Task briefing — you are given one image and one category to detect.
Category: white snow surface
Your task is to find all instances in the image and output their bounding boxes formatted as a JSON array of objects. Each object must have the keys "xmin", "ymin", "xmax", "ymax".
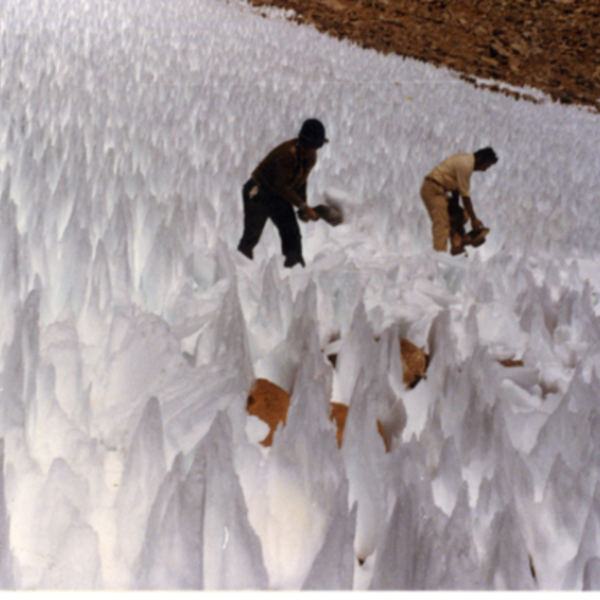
[{"xmin": 0, "ymin": 0, "xmax": 600, "ymax": 590}]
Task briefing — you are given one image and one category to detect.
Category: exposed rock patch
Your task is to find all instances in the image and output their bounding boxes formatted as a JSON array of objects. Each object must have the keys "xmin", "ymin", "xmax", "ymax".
[
  {"xmin": 246, "ymin": 378, "xmax": 290, "ymax": 446},
  {"xmin": 400, "ymin": 337, "xmax": 428, "ymax": 389},
  {"xmin": 246, "ymin": 379, "xmax": 392, "ymax": 450},
  {"xmin": 248, "ymin": 0, "xmax": 600, "ymax": 111}
]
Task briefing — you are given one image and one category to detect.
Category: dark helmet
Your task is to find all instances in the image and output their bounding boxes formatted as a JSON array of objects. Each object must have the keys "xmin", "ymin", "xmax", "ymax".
[{"xmin": 299, "ymin": 119, "xmax": 328, "ymax": 149}]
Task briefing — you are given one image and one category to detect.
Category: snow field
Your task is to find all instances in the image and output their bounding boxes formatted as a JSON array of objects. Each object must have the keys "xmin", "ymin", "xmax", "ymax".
[{"xmin": 0, "ymin": 0, "xmax": 600, "ymax": 590}]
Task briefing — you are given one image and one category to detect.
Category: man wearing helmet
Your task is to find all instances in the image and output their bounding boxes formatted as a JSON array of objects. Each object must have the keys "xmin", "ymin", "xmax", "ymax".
[
  {"xmin": 237, "ymin": 119, "xmax": 328, "ymax": 268},
  {"xmin": 420, "ymin": 147, "xmax": 498, "ymax": 255}
]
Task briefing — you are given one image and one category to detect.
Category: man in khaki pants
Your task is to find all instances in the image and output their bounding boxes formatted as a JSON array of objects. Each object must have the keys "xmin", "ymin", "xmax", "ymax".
[{"xmin": 420, "ymin": 147, "xmax": 498, "ymax": 254}]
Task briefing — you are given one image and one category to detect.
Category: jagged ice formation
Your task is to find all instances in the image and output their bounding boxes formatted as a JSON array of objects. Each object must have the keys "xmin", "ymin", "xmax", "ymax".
[{"xmin": 1, "ymin": 0, "xmax": 600, "ymax": 590}]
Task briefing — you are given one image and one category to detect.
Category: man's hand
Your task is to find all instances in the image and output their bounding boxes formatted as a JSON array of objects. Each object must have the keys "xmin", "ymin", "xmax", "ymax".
[
  {"xmin": 471, "ymin": 217, "xmax": 484, "ymax": 231},
  {"xmin": 305, "ymin": 206, "xmax": 319, "ymax": 221},
  {"xmin": 298, "ymin": 205, "xmax": 319, "ymax": 222}
]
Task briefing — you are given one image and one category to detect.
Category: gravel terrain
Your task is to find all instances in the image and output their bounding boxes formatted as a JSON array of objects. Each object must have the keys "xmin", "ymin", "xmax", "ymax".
[{"xmin": 248, "ymin": 0, "xmax": 600, "ymax": 110}]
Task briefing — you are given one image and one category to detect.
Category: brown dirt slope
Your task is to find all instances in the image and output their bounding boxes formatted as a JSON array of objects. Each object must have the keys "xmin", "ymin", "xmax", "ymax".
[{"xmin": 247, "ymin": 0, "xmax": 600, "ymax": 111}]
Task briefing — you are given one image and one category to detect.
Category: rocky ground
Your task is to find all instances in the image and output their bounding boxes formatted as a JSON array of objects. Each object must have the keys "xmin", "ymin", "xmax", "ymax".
[{"xmin": 247, "ymin": 0, "xmax": 600, "ymax": 111}]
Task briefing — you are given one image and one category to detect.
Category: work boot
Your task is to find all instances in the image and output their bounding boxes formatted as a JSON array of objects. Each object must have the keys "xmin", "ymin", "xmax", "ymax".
[
  {"xmin": 450, "ymin": 243, "xmax": 466, "ymax": 256},
  {"xmin": 450, "ymin": 231, "xmax": 465, "ymax": 256},
  {"xmin": 284, "ymin": 253, "xmax": 305, "ymax": 268},
  {"xmin": 237, "ymin": 243, "xmax": 253, "ymax": 260}
]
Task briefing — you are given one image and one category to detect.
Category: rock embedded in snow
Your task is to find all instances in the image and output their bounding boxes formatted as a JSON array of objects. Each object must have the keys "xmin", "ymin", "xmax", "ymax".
[
  {"xmin": 330, "ymin": 402, "xmax": 389, "ymax": 452},
  {"xmin": 247, "ymin": 380, "xmax": 390, "ymax": 451},
  {"xmin": 329, "ymin": 401, "xmax": 348, "ymax": 448},
  {"xmin": 246, "ymin": 378, "xmax": 290, "ymax": 447},
  {"xmin": 399, "ymin": 337, "xmax": 429, "ymax": 389},
  {"xmin": 498, "ymin": 359, "xmax": 525, "ymax": 368},
  {"xmin": 329, "ymin": 336, "xmax": 428, "ymax": 389}
]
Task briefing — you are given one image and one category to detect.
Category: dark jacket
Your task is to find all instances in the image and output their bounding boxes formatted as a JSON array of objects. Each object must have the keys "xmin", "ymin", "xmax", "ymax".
[{"xmin": 251, "ymin": 139, "xmax": 317, "ymax": 208}]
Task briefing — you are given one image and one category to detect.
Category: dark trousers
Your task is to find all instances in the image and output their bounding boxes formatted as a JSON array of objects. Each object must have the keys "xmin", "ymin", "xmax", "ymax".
[
  {"xmin": 237, "ymin": 179, "xmax": 305, "ymax": 268},
  {"xmin": 448, "ymin": 196, "xmax": 467, "ymax": 237}
]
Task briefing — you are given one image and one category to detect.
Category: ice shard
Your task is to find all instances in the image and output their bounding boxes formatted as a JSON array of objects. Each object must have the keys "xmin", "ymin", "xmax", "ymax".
[
  {"xmin": 115, "ymin": 397, "xmax": 166, "ymax": 567},
  {"xmin": 136, "ymin": 411, "xmax": 267, "ymax": 589},
  {"xmin": 0, "ymin": 441, "xmax": 14, "ymax": 588},
  {"xmin": 0, "ymin": 0, "xmax": 600, "ymax": 591}
]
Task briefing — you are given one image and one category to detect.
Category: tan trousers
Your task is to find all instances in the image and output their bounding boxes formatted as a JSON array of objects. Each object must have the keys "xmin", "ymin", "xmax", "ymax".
[{"xmin": 420, "ymin": 179, "xmax": 465, "ymax": 252}]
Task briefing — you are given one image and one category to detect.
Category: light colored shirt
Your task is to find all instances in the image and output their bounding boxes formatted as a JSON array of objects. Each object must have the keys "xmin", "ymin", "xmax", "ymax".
[{"xmin": 428, "ymin": 153, "xmax": 475, "ymax": 197}]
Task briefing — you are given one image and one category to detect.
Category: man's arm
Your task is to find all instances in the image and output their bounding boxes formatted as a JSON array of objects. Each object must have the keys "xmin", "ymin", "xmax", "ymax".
[
  {"xmin": 259, "ymin": 174, "xmax": 307, "ymax": 209},
  {"xmin": 272, "ymin": 173, "xmax": 320, "ymax": 215},
  {"xmin": 461, "ymin": 196, "xmax": 483, "ymax": 230},
  {"xmin": 295, "ymin": 183, "xmax": 319, "ymax": 221},
  {"xmin": 277, "ymin": 185, "xmax": 308, "ymax": 209},
  {"xmin": 253, "ymin": 141, "xmax": 310, "ymax": 209}
]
